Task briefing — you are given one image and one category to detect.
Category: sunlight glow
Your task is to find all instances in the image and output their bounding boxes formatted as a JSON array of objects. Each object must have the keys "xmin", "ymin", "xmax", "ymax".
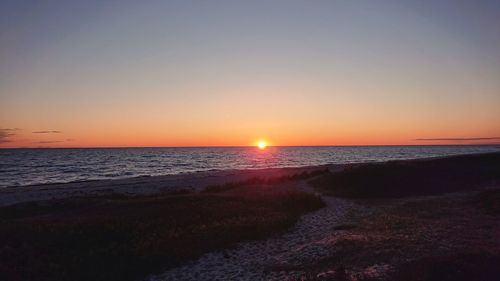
[{"xmin": 257, "ymin": 141, "xmax": 267, "ymax": 149}]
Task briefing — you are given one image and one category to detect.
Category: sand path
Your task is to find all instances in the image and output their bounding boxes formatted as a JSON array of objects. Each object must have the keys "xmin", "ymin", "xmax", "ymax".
[{"xmin": 148, "ymin": 181, "xmax": 372, "ymax": 280}]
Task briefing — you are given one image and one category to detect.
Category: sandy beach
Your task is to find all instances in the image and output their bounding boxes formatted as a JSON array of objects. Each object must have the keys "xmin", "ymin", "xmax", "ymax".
[{"xmin": 0, "ymin": 165, "xmax": 331, "ymax": 207}]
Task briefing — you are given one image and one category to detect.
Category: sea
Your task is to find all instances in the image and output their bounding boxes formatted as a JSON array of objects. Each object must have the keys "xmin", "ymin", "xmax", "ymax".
[{"xmin": 1, "ymin": 145, "xmax": 499, "ymax": 188}]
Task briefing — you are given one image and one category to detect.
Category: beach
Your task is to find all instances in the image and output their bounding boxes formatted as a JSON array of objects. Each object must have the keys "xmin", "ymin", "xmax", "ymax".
[
  {"xmin": 0, "ymin": 165, "xmax": 331, "ymax": 207},
  {"xmin": 4, "ymin": 1, "xmax": 500, "ymax": 280},
  {"xmin": 0, "ymin": 152, "xmax": 499, "ymax": 280}
]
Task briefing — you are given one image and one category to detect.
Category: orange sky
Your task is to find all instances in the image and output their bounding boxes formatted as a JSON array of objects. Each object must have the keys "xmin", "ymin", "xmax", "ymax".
[{"xmin": 1, "ymin": 1, "xmax": 500, "ymax": 148}]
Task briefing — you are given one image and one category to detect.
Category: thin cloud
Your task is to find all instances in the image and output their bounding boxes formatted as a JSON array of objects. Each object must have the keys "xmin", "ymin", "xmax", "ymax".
[
  {"xmin": 0, "ymin": 136, "xmax": 13, "ymax": 143},
  {"xmin": 32, "ymin": 130, "xmax": 62, "ymax": 134},
  {"xmin": 0, "ymin": 128, "xmax": 21, "ymax": 143},
  {"xmin": 1, "ymin": 128, "xmax": 21, "ymax": 131},
  {"xmin": 416, "ymin": 137, "xmax": 500, "ymax": 141}
]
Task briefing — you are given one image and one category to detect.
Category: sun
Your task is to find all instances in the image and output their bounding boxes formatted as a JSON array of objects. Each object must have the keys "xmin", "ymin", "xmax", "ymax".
[{"xmin": 257, "ymin": 140, "xmax": 267, "ymax": 149}]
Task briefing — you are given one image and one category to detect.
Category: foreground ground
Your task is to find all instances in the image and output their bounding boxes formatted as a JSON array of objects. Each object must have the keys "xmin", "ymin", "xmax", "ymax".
[
  {"xmin": 290, "ymin": 188, "xmax": 500, "ymax": 281},
  {"xmin": 149, "ymin": 186, "xmax": 500, "ymax": 281},
  {"xmin": 0, "ymin": 152, "xmax": 499, "ymax": 280},
  {"xmin": 0, "ymin": 181, "xmax": 324, "ymax": 281}
]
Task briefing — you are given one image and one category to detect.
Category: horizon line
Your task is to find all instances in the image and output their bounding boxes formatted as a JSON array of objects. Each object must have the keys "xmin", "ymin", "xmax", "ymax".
[{"xmin": 2, "ymin": 143, "xmax": 500, "ymax": 149}]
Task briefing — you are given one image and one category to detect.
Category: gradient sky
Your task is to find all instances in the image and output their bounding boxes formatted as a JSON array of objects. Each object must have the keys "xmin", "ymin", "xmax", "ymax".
[{"xmin": 1, "ymin": 0, "xmax": 500, "ymax": 148}]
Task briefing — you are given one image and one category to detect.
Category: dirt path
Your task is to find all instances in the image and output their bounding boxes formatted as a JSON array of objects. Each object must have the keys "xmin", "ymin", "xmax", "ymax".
[{"xmin": 147, "ymin": 181, "xmax": 372, "ymax": 280}]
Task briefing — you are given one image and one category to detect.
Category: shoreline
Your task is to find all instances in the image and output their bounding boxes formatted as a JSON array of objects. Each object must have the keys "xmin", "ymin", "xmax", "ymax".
[
  {"xmin": 2, "ymin": 151, "xmax": 499, "ymax": 207},
  {"xmin": 3, "ymin": 145, "xmax": 499, "ymax": 188},
  {"xmin": 0, "ymin": 165, "xmax": 331, "ymax": 207}
]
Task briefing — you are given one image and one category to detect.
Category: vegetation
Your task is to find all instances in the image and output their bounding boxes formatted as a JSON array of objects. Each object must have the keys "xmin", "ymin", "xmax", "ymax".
[
  {"xmin": 311, "ymin": 152, "xmax": 500, "ymax": 198},
  {"xmin": 204, "ymin": 168, "xmax": 329, "ymax": 193},
  {"xmin": 389, "ymin": 252, "xmax": 500, "ymax": 281},
  {"xmin": 294, "ymin": 188, "xmax": 500, "ymax": 281},
  {"xmin": 0, "ymin": 184, "xmax": 324, "ymax": 281}
]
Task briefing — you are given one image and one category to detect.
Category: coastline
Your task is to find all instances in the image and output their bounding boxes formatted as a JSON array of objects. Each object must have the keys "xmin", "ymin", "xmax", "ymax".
[
  {"xmin": 3, "ymin": 145, "xmax": 499, "ymax": 188},
  {"xmin": 2, "ymin": 151, "xmax": 499, "ymax": 207},
  {"xmin": 0, "ymin": 165, "xmax": 331, "ymax": 207}
]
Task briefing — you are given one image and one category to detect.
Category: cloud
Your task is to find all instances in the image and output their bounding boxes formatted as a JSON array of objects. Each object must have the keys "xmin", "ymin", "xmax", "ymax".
[
  {"xmin": 0, "ymin": 128, "xmax": 21, "ymax": 143},
  {"xmin": 32, "ymin": 130, "xmax": 62, "ymax": 134},
  {"xmin": 415, "ymin": 137, "xmax": 500, "ymax": 141},
  {"xmin": 1, "ymin": 128, "xmax": 21, "ymax": 131},
  {"xmin": 0, "ymin": 133, "xmax": 13, "ymax": 143}
]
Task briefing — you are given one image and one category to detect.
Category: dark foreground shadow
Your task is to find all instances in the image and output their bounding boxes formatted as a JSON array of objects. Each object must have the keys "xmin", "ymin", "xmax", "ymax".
[{"xmin": 311, "ymin": 152, "xmax": 500, "ymax": 198}]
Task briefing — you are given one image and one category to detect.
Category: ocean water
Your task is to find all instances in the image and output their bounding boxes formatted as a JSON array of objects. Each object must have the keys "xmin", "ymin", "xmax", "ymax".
[{"xmin": 0, "ymin": 145, "xmax": 499, "ymax": 188}]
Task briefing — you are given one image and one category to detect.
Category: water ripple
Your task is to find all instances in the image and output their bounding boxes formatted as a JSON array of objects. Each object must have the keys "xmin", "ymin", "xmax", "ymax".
[{"xmin": 0, "ymin": 146, "xmax": 499, "ymax": 187}]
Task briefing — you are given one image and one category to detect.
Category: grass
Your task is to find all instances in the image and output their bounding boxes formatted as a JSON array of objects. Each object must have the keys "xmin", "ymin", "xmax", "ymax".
[
  {"xmin": 474, "ymin": 188, "xmax": 500, "ymax": 215},
  {"xmin": 389, "ymin": 252, "xmax": 500, "ymax": 281},
  {"xmin": 0, "ymin": 184, "xmax": 324, "ymax": 281},
  {"xmin": 310, "ymin": 152, "xmax": 500, "ymax": 198},
  {"xmin": 204, "ymin": 168, "xmax": 329, "ymax": 193},
  {"xmin": 292, "ymin": 187, "xmax": 500, "ymax": 281}
]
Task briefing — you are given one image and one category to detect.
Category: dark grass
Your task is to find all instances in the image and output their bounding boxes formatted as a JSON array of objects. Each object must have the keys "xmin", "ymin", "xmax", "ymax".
[
  {"xmin": 474, "ymin": 188, "xmax": 500, "ymax": 215},
  {"xmin": 310, "ymin": 152, "xmax": 500, "ymax": 198},
  {"xmin": 388, "ymin": 252, "xmax": 500, "ymax": 281},
  {"xmin": 204, "ymin": 168, "xmax": 329, "ymax": 193},
  {"xmin": 0, "ymin": 185, "xmax": 324, "ymax": 281},
  {"xmin": 294, "ymin": 187, "xmax": 500, "ymax": 281}
]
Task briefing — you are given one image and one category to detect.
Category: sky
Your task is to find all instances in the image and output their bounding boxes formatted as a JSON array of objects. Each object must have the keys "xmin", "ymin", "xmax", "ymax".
[{"xmin": 1, "ymin": 0, "xmax": 500, "ymax": 148}]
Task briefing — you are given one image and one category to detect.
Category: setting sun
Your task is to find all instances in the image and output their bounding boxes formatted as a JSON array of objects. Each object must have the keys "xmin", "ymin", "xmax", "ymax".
[
  {"xmin": 257, "ymin": 141, "xmax": 268, "ymax": 149},
  {"xmin": 1, "ymin": 2, "xmax": 500, "ymax": 280}
]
